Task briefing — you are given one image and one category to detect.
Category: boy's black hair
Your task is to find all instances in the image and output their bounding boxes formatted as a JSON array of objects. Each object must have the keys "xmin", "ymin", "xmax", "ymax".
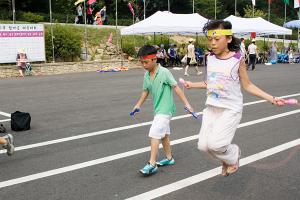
[
  {"xmin": 203, "ymin": 20, "xmax": 240, "ymax": 52},
  {"xmin": 137, "ymin": 45, "xmax": 157, "ymax": 57}
]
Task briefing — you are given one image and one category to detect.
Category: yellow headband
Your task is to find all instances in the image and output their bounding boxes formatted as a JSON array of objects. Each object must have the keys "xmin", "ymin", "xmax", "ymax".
[{"xmin": 207, "ymin": 29, "xmax": 232, "ymax": 37}]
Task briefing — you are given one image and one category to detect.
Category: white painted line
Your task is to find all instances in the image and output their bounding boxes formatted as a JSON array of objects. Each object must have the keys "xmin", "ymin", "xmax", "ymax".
[
  {"xmin": 0, "ymin": 119, "xmax": 10, "ymax": 123},
  {"xmin": 0, "ymin": 111, "xmax": 11, "ymax": 117},
  {"xmin": 0, "ymin": 109, "xmax": 299, "ymax": 188},
  {"xmin": 1, "ymin": 93, "xmax": 300, "ymax": 155},
  {"xmin": 126, "ymin": 138, "xmax": 300, "ymax": 200}
]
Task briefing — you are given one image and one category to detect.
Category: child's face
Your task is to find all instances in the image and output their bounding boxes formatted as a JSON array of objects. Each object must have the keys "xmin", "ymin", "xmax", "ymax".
[
  {"xmin": 207, "ymin": 33, "xmax": 232, "ymax": 55},
  {"xmin": 140, "ymin": 58, "xmax": 157, "ymax": 71}
]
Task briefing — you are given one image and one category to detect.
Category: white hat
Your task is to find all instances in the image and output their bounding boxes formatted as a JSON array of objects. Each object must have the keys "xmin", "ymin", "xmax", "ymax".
[
  {"xmin": 188, "ymin": 38, "xmax": 194, "ymax": 42},
  {"xmin": 251, "ymin": 39, "xmax": 256, "ymax": 42}
]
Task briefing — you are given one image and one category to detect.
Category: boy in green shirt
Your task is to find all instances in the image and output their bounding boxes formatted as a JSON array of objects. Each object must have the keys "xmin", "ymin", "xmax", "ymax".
[{"xmin": 132, "ymin": 45, "xmax": 193, "ymax": 176}]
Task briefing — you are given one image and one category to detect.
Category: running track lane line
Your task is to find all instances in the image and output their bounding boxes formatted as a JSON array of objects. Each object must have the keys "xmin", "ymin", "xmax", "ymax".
[
  {"xmin": 125, "ymin": 138, "xmax": 300, "ymax": 200},
  {"xmin": 0, "ymin": 109, "xmax": 299, "ymax": 189},
  {"xmin": 0, "ymin": 111, "xmax": 11, "ymax": 117},
  {"xmin": 0, "ymin": 119, "xmax": 11, "ymax": 123},
  {"xmin": 1, "ymin": 93, "xmax": 300, "ymax": 155}
]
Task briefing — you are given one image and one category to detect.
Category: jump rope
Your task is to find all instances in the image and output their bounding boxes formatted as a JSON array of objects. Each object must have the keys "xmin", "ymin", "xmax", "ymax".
[
  {"xmin": 129, "ymin": 77, "xmax": 299, "ymax": 122},
  {"xmin": 179, "ymin": 77, "xmax": 300, "ymax": 118}
]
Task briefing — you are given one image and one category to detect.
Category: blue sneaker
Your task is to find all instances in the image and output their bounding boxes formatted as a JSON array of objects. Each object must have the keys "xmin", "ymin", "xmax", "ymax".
[
  {"xmin": 139, "ymin": 162, "xmax": 158, "ymax": 176},
  {"xmin": 156, "ymin": 157, "xmax": 175, "ymax": 167}
]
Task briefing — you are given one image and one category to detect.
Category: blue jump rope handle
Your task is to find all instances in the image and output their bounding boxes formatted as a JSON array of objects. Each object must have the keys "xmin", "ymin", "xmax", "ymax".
[
  {"xmin": 130, "ymin": 108, "xmax": 140, "ymax": 116},
  {"xmin": 184, "ymin": 107, "xmax": 198, "ymax": 119}
]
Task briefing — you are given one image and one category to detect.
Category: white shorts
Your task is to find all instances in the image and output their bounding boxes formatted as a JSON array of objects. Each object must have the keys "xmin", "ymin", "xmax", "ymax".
[{"xmin": 149, "ymin": 114, "xmax": 172, "ymax": 139}]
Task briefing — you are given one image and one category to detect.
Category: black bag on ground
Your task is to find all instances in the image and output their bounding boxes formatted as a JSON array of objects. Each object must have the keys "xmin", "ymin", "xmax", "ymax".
[{"xmin": 11, "ymin": 111, "xmax": 31, "ymax": 131}]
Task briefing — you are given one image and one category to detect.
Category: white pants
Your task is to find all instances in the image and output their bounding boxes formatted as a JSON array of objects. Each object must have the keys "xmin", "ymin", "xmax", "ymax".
[
  {"xmin": 198, "ymin": 106, "xmax": 242, "ymax": 165},
  {"xmin": 149, "ymin": 114, "xmax": 172, "ymax": 139}
]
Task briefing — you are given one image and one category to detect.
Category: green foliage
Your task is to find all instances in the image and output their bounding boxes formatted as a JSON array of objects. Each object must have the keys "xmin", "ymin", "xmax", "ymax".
[
  {"xmin": 22, "ymin": 12, "xmax": 44, "ymax": 23},
  {"xmin": 45, "ymin": 24, "xmax": 82, "ymax": 61},
  {"xmin": 121, "ymin": 35, "xmax": 152, "ymax": 57},
  {"xmin": 0, "ymin": 0, "xmax": 10, "ymax": 7},
  {"xmin": 244, "ymin": 39, "xmax": 251, "ymax": 49},
  {"xmin": 195, "ymin": 0, "xmax": 227, "ymax": 19},
  {"xmin": 258, "ymin": 41, "xmax": 270, "ymax": 52},
  {"xmin": 0, "ymin": 8, "xmax": 11, "ymax": 21},
  {"xmin": 108, "ymin": 18, "xmax": 134, "ymax": 26},
  {"xmin": 288, "ymin": 42, "xmax": 296, "ymax": 50},
  {"xmin": 244, "ymin": 5, "xmax": 267, "ymax": 19},
  {"xmin": 121, "ymin": 42, "xmax": 136, "ymax": 56},
  {"xmin": 195, "ymin": 36, "xmax": 208, "ymax": 50},
  {"xmin": 155, "ymin": 35, "xmax": 171, "ymax": 49}
]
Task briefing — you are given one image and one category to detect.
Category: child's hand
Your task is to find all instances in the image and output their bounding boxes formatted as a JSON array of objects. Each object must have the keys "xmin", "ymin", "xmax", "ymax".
[
  {"xmin": 185, "ymin": 104, "xmax": 194, "ymax": 113},
  {"xmin": 185, "ymin": 81, "xmax": 193, "ymax": 89},
  {"xmin": 272, "ymin": 97, "xmax": 285, "ymax": 106},
  {"xmin": 130, "ymin": 107, "xmax": 140, "ymax": 116}
]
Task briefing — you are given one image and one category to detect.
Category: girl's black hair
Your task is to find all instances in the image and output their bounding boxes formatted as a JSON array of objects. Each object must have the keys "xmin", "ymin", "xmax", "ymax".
[
  {"xmin": 137, "ymin": 45, "xmax": 157, "ymax": 57},
  {"xmin": 203, "ymin": 20, "xmax": 240, "ymax": 52}
]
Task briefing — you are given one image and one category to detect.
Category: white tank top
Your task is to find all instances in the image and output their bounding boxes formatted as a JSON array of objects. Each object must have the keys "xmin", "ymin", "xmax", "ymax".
[{"xmin": 206, "ymin": 52, "xmax": 243, "ymax": 112}]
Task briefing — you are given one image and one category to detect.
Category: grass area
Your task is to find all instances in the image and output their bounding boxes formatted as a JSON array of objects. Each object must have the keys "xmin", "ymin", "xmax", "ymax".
[
  {"xmin": 43, "ymin": 24, "xmax": 201, "ymax": 57},
  {"xmin": 0, "ymin": 20, "xmax": 31, "ymax": 24}
]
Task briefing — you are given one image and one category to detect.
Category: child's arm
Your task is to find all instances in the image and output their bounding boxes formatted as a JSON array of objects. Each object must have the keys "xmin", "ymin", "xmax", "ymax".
[
  {"xmin": 185, "ymin": 81, "xmax": 207, "ymax": 89},
  {"xmin": 133, "ymin": 90, "xmax": 149, "ymax": 110},
  {"xmin": 173, "ymin": 85, "xmax": 193, "ymax": 112},
  {"xmin": 239, "ymin": 60, "xmax": 283, "ymax": 105}
]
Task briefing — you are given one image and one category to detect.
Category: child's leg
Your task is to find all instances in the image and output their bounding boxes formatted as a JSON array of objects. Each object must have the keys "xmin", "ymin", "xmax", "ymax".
[
  {"xmin": 0, "ymin": 137, "xmax": 7, "ymax": 145},
  {"xmin": 0, "ymin": 134, "xmax": 14, "ymax": 156},
  {"xmin": 252, "ymin": 55, "xmax": 256, "ymax": 70},
  {"xmin": 207, "ymin": 108, "xmax": 242, "ymax": 165},
  {"xmin": 18, "ymin": 69, "xmax": 24, "ymax": 77},
  {"xmin": 195, "ymin": 65, "xmax": 202, "ymax": 75},
  {"xmin": 185, "ymin": 58, "xmax": 191, "ymax": 75},
  {"xmin": 184, "ymin": 65, "xmax": 189, "ymax": 75},
  {"xmin": 149, "ymin": 138, "xmax": 160, "ymax": 165},
  {"xmin": 148, "ymin": 114, "xmax": 171, "ymax": 164},
  {"xmin": 197, "ymin": 107, "xmax": 214, "ymax": 152},
  {"xmin": 161, "ymin": 135, "xmax": 172, "ymax": 160}
]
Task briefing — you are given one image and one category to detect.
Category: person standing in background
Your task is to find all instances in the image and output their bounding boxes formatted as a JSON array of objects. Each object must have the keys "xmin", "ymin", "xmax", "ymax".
[
  {"xmin": 76, "ymin": 4, "xmax": 83, "ymax": 24},
  {"xmin": 240, "ymin": 38, "xmax": 247, "ymax": 59},
  {"xmin": 184, "ymin": 39, "xmax": 202, "ymax": 76},
  {"xmin": 86, "ymin": 4, "xmax": 94, "ymax": 25},
  {"xmin": 16, "ymin": 49, "xmax": 28, "ymax": 77},
  {"xmin": 247, "ymin": 39, "xmax": 258, "ymax": 70},
  {"xmin": 270, "ymin": 41, "xmax": 278, "ymax": 62}
]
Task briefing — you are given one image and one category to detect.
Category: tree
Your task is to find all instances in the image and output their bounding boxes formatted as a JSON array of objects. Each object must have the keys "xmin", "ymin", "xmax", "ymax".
[
  {"xmin": 195, "ymin": 0, "xmax": 227, "ymax": 19},
  {"xmin": 52, "ymin": 0, "xmax": 74, "ymax": 16},
  {"xmin": 244, "ymin": 5, "xmax": 267, "ymax": 19},
  {"xmin": 0, "ymin": 0, "xmax": 11, "ymax": 8}
]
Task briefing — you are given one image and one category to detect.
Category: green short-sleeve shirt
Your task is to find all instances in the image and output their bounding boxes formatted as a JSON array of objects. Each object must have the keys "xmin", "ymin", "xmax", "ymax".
[{"xmin": 143, "ymin": 66, "xmax": 177, "ymax": 116}]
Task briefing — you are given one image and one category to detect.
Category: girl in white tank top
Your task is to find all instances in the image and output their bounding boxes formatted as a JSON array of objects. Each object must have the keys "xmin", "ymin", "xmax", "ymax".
[{"xmin": 183, "ymin": 20, "xmax": 285, "ymax": 176}]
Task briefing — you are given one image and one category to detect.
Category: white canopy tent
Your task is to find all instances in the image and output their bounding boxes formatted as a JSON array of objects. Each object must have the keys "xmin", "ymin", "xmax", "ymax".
[
  {"xmin": 224, "ymin": 15, "xmax": 292, "ymax": 36},
  {"xmin": 120, "ymin": 11, "xmax": 209, "ymax": 35}
]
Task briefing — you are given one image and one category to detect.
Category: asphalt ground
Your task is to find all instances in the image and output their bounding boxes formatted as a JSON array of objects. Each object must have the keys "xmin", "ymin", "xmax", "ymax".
[{"xmin": 0, "ymin": 63, "xmax": 299, "ymax": 200}]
